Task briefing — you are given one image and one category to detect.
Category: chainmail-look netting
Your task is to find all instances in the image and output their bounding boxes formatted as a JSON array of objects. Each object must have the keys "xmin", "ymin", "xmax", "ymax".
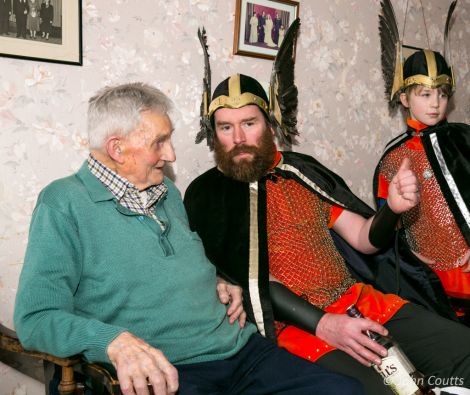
[
  {"xmin": 266, "ymin": 176, "xmax": 355, "ymax": 309},
  {"xmin": 379, "ymin": 141, "xmax": 468, "ymax": 271}
]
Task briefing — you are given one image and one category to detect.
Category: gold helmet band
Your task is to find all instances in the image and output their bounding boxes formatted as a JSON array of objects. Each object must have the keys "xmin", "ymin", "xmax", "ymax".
[{"xmin": 402, "ymin": 49, "xmax": 454, "ymax": 90}]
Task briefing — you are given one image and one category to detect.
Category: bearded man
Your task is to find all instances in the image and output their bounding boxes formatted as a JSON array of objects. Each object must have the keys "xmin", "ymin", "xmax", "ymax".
[{"xmin": 184, "ymin": 73, "xmax": 470, "ymax": 395}]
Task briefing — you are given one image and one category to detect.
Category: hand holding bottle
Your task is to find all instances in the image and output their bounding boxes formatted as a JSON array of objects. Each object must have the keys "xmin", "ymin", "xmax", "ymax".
[{"xmin": 316, "ymin": 312, "xmax": 389, "ymax": 366}]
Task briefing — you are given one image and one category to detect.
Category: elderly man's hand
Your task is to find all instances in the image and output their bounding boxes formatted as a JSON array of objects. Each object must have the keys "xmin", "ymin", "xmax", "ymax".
[
  {"xmin": 316, "ymin": 313, "xmax": 389, "ymax": 367},
  {"xmin": 107, "ymin": 331, "xmax": 178, "ymax": 395},
  {"xmin": 216, "ymin": 276, "xmax": 247, "ymax": 327},
  {"xmin": 387, "ymin": 158, "xmax": 420, "ymax": 214}
]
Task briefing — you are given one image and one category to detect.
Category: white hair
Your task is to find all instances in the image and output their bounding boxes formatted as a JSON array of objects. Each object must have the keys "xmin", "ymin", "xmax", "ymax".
[{"xmin": 87, "ymin": 82, "xmax": 173, "ymax": 149}]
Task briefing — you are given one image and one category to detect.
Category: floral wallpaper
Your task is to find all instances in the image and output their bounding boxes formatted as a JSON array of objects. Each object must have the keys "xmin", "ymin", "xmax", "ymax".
[{"xmin": 0, "ymin": 0, "xmax": 469, "ymax": 392}]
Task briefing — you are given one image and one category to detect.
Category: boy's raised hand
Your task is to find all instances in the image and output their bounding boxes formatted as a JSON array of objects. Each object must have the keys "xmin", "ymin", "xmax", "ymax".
[{"xmin": 387, "ymin": 157, "xmax": 420, "ymax": 214}]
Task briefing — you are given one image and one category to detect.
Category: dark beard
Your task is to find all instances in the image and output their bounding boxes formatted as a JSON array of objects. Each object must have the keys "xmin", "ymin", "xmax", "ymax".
[{"xmin": 214, "ymin": 128, "xmax": 276, "ymax": 183}]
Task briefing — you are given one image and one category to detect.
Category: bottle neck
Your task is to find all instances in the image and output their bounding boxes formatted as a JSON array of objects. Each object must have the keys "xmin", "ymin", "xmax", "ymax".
[{"xmin": 346, "ymin": 304, "xmax": 385, "ymax": 342}]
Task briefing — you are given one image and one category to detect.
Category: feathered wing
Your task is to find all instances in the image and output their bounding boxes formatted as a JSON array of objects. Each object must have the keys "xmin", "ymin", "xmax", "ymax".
[
  {"xmin": 443, "ymin": 0, "xmax": 457, "ymax": 64},
  {"xmin": 379, "ymin": 0, "xmax": 402, "ymax": 107},
  {"xmin": 196, "ymin": 27, "xmax": 214, "ymax": 149},
  {"xmin": 269, "ymin": 17, "xmax": 300, "ymax": 147}
]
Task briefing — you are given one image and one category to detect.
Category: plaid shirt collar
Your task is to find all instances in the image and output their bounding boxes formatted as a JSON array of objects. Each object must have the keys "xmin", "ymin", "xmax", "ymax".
[{"xmin": 87, "ymin": 155, "xmax": 168, "ymax": 217}]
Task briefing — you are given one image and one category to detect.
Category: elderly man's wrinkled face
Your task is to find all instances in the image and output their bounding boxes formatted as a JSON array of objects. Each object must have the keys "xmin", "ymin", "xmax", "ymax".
[
  {"xmin": 119, "ymin": 111, "xmax": 175, "ymax": 190},
  {"xmin": 214, "ymin": 105, "xmax": 276, "ymax": 183}
]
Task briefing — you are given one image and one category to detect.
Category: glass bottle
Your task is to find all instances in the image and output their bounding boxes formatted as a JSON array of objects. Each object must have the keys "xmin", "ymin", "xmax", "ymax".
[{"xmin": 346, "ymin": 304, "xmax": 434, "ymax": 395}]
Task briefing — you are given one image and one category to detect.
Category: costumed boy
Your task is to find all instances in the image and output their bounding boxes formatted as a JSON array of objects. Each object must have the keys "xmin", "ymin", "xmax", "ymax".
[{"xmin": 373, "ymin": 0, "xmax": 470, "ymax": 316}]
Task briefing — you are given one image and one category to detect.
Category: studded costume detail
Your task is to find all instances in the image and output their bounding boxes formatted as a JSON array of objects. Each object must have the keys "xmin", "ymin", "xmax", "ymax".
[
  {"xmin": 266, "ymin": 177, "xmax": 355, "ymax": 309},
  {"xmin": 378, "ymin": 136, "xmax": 468, "ymax": 271}
]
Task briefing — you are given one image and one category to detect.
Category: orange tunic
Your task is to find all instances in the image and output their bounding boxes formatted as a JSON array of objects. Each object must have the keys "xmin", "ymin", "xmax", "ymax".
[{"xmin": 266, "ymin": 177, "xmax": 406, "ymax": 361}]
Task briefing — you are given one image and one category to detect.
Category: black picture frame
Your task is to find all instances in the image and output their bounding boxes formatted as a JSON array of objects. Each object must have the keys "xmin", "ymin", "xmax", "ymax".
[{"xmin": 0, "ymin": 0, "xmax": 82, "ymax": 66}]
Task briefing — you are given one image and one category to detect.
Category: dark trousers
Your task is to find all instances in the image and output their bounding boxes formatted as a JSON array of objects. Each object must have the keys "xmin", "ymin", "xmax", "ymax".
[
  {"xmin": 317, "ymin": 303, "xmax": 470, "ymax": 395},
  {"xmin": 15, "ymin": 13, "xmax": 26, "ymax": 37},
  {"xmin": 175, "ymin": 333, "xmax": 364, "ymax": 395},
  {"xmin": 0, "ymin": 16, "xmax": 9, "ymax": 34}
]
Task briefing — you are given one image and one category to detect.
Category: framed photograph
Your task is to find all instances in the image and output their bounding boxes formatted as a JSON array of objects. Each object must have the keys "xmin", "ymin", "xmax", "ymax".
[
  {"xmin": 0, "ymin": 0, "xmax": 82, "ymax": 65},
  {"xmin": 233, "ymin": 0, "xmax": 299, "ymax": 60}
]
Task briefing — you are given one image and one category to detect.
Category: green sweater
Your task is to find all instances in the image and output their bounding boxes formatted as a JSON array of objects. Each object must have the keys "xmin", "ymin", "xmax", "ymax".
[{"xmin": 14, "ymin": 162, "xmax": 256, "ymax": 364}]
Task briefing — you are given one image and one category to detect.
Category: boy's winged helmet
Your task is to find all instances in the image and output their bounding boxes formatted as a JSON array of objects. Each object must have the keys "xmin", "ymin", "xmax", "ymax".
[
  {"xmin": 196, "ymin": 18, "xmax": 301, "ymax": 150},
  {"xmin": 379, "ymin": 0, "xmax": 457, "ymax": 108}
]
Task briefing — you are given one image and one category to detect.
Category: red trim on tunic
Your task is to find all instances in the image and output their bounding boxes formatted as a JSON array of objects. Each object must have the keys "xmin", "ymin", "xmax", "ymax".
[
  {"xmin": 328, "ymin": 205, "xmax": 344, "ymax": 228},
  {"xmin": 407, "ymin": 118, "xmax": 429, "ymax": 133},
  {"xmin": 377, "ymin": 174, "xmax": 390, "ymax": 200},
  {"xmin": 271, "ymin": 149, "xmax": 282, "ymax": 169},
  {"xmin": 405, "ymin": 119, "xmax": 428, "ymax": 151},
  {"xmin": 406, "ymin": 136, "xmax": 424, "ymax": 151},
  {"xmin": 434, "ymin": 267, "xmax": 470, "ymax": 300},
  {"xmin": 277, "ymin": 283, "xmax": 407, "ymax": 361}
]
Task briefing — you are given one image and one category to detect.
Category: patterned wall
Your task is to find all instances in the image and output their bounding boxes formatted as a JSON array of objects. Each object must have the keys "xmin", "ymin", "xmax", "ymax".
[{"xmin": 1, "ymin": 0, "xmax": 468, "ymax": 392}]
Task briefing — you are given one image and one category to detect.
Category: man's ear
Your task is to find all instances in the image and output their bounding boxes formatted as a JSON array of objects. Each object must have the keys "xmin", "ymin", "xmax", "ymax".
[
  {"xmin": 399, "ymin": 92, "xmax": 410, "ymax": 108},
  {"xmin": 106, "ymin": 136, "xmax": 124, "ymax": 163},
  {"xmin": 269, "ymin": 124, "xmax": 276, "ymax": 137}
]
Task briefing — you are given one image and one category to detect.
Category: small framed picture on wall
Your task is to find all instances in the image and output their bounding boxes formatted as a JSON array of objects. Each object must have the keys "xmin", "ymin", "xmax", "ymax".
[
  {"xmin": 233, "ymin": 0, "xmax": 299, "ymax": 60},
  {"xmin": 0, "ymin": 0, "xmax": 82, "ymax": 65}
]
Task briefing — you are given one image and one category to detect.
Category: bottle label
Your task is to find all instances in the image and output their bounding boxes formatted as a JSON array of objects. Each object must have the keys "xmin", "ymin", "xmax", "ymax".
[{"xmin": 374, "ymin": 355, "xmax": 420, "ymax": 395}]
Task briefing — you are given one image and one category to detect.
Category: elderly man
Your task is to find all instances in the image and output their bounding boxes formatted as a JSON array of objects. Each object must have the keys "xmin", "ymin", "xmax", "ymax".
[
  {"xmin": 184, "ymin": 74, "xmax": 470, "ymax": 394},
  {"xmin": 14, "ymin": 83, "xmax": 365, "ymax": 395}
]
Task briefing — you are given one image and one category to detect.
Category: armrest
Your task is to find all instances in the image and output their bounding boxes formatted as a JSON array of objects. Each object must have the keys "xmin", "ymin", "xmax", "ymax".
[
  {"xmin": 0, "ymin": 323, "xmax": 81, "ymax": 366},
  {"xmin": 0, "ymin": 323, "xmax": 81, "ymax": 393},
  {"xmin": 79, "ymin": 363, "xmax": 121, "ymax": 394},
  {"xmin": 0, "ymin": 324, "xmax": 121, "ymax": 394}
]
